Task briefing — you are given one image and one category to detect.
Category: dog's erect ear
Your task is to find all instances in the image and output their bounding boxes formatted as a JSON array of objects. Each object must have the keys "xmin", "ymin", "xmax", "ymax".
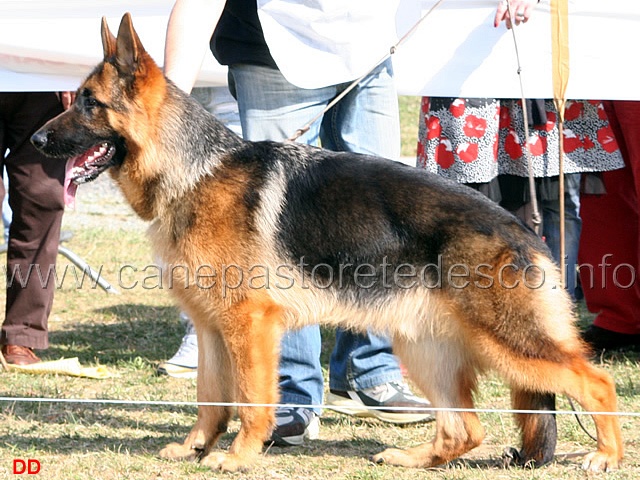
[
  {"xmin": 114, "ymin": 12, "xmax": 145, "ymax": 74},
  {"xmin": 101, "ymin": 17, "xmax": 117, "ymax": 59}
]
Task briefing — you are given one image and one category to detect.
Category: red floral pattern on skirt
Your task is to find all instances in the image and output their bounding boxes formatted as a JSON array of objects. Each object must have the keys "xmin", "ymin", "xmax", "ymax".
[{"xmin": 417, "ymin": 98, "xmax": 623, "ymax": 183}]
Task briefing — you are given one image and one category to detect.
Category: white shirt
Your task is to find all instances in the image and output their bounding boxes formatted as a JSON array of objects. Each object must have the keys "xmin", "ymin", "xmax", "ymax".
[{"xmin": 257, "ymin": 0, "xmax": 400, "ymax": 89}]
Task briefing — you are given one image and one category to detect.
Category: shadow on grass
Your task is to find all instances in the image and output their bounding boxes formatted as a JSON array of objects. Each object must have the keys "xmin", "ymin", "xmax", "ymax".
[
  {"xmin": 2, "ymin": 430, "xmax": 177, "ymax": 457},
  {"xmin": 2, "ymin": 401, "xmax": 389, "ymax": 459},
  {"xmin": 45, "ymin": 305, "xmax": 343, "ymax": 367},
  {"xmin": 1, "ymin": 401, "xmax": 602, "ymax": 470},
  {"xmin": 3, "ymin": 426, "xmax": 394, "ymax": 461},
  {"xmin": 46, "ymin": 304, "xmax": 181, "ymax": 365},
  {"xmin": 2, "ymin": 424, "xmax": 594, "ymax": 472},
  {"xmin": 3, "ymin": 402, "xmax": 418, "ymax": 461}
]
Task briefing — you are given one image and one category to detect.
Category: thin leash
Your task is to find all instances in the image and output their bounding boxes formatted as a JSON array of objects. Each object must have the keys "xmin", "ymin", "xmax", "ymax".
[
  {"xmin": 287, "ymin": 0, "xmax": 445, "ymax": 142},
  {"xmin": 506, "ymin": 0, "xmax": 594, "ymax": 442},
  {"xmin": 505, "ymin": 0, "xmax": 542, "ymax": 235},
  {"xmin": 567, "ymin": 396, "xmax": 598, "ymax": 442}
]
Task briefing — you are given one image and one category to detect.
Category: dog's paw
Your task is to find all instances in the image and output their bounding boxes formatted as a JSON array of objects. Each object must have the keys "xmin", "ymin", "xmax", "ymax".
[
  {"xmin": 159, "ymin": 442, "xmax": 200, "ymax": 461},
  {"xmin": 372, "ymin": 448, "xmax": 421, "ymax": 468},
  {"xmin": 200, "ymin": 452, "xmax": 251, "ymax": 472},
  {"xmin": 582, "ymin": 451, "xmax": 620, "ymax": 472}
]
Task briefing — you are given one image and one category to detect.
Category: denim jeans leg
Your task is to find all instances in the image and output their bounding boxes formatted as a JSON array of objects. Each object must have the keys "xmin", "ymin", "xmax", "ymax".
[
  {"xmin": 320, "ymin": 59, "xmax": 401, "ymax": 161},
  {"xmin": 329, "ymin": 329, "xmax": 402, "ymax": 392},
  {"xmin": 277, "ymin": 326, "xmax": 325, "ymax": 414},
  {"xmin": 542, "ymin": 173, "xmax": 582, "ymax": 298},
  {"xmin": 229, "ymin": 63, "xmax": 333, "ymax": 145}
]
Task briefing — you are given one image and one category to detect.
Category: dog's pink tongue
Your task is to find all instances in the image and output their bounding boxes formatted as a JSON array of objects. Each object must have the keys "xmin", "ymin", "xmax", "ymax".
[{"xmin": 64, "ymin": 156, "xmax": 78, "ymax": 209}]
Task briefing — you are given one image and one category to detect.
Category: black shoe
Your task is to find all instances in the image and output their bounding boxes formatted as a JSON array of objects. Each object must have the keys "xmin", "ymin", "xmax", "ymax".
[
  {"xmin": 267, "ymin": 407, "xmax": 320, "ymax": 447},
  {"xmin": 582, "ymin": 325, "xmax": 640, "ymax": 351}
]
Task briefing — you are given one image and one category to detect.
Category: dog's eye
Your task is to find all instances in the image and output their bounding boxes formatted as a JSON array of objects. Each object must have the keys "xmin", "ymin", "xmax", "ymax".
[{"xmin": 85, "ymin": 97, "xmax": 98, "ymax": 108}]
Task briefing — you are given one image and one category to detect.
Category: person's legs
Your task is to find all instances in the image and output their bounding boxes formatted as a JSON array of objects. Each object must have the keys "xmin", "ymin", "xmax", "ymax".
[
  {"xmin": 0, "ymin": 92, "xmax": 65, "ymax": 359},
  {"xmin": 156, "ymin": 311, "xmax": 198, "ymax": 378},
  {"xmin": 541, "ymin": 173, "xmax": 582, "ymax": 298},
  {"xmin": 275, "ymin": 327, "xmax": 324, "ymax": 412},
  {"xmin": 329, "ymin": 330, "xmax": 400, "ymax": 392},
  {"xmin": 230, "ymin": 62, "xmax": 332, "ymax": 412},
  {"xmin": 232, "ymin": 64, "xmax": 403, "ymax": 395},
  {"xmin": 2, "ymin": 170, "xmax": 10, "ymax": 242},
  {"xmin": 579, "ymin": 166, "xmax": 640, "ymax": 338},
  {"xmin": 229, "ymin": 63, "xmax": 328, "ymax": 145},
  {"xmin": 229, "ymin": 63, "xmax": 333, "ymax": 445},
  {"xmin": 320, "ymin": 59, "xmax": 401, "ymax": 161},
  {"xmin": 579, "ymin": 100, "xmax": 640, "ymax": 349}
]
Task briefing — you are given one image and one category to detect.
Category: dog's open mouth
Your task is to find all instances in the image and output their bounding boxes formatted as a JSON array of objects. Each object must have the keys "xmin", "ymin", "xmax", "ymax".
[{"xmin": 64, "ymin": 142, "xmax": 116, "ymax": 207}]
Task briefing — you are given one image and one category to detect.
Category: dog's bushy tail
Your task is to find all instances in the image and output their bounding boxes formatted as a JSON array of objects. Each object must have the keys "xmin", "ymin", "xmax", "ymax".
[{"xmin": 505, "ymin": 389, "xmax": 557, "ymax": 467}]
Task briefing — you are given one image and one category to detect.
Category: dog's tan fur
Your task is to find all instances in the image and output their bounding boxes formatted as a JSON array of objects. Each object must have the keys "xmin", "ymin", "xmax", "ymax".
[{"xmin": 32, "ymin": 14, "xmax": 623, "ymax": 473}]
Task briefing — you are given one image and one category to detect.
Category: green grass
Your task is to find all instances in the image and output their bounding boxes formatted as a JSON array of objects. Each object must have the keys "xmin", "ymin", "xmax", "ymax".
[
  {"xmin": 399, "ymin": 96, "xmax": 422, "ymax": 158},
  {"xmin": 1, "ymin": 107, "xmax": 639, "ymax": 479}
]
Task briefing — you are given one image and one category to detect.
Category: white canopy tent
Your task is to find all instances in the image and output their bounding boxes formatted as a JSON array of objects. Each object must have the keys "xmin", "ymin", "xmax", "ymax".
[{"xmin": 0, "ymin": 0, "xmax": 638, "ymax": 99}]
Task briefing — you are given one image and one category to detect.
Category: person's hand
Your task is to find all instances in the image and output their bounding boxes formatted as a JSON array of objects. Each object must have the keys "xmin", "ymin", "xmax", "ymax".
[
  {"xmin": 494, "ymin": 0, "xmax": 537, "ymax": 29},
  {"xmin": 58, "ymin": 91, "xmax": 76, "ymax": 110}
]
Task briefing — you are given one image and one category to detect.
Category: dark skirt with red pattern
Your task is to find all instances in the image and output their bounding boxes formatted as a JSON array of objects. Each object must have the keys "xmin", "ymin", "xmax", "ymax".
[{"xmin": 417, "ymin": 98, "xmax": 624, "ymax": 187}]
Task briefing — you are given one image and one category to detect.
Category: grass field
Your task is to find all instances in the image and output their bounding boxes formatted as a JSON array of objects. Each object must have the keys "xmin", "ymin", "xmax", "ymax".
[
  {"xmin": 399, "ymin": 96, "xmax": 422, "ymax": 158},
  {"xmin": 1, "ymin": 100, "xmax": 639, "ymax": 479}
]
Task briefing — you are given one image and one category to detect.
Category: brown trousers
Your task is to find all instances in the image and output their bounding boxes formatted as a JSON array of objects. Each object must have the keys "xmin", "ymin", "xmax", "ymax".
[{"xmin": 0, "ymin": 92, "xmax": 66, "ymax": 350}]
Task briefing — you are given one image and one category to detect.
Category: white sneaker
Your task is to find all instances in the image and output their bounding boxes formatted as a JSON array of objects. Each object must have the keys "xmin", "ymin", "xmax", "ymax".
[
  {"xmin": 327, "ymin": 381, "xmax": 433, "ymax": 424},
  {"xmin": 157, "ymin": 318, "xmax": 198, "ymax": 379}
]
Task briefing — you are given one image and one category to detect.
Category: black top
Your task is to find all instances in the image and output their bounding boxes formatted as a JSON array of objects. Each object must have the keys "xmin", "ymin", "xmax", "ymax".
[{"xmin": 211, "ymin": 0, "xmax": 277, "ymax": 68}]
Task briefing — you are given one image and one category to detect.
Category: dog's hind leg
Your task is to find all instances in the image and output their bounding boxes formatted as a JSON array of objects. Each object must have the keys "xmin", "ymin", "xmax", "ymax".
[
  {"xmin": 160, "ymin": 323, "xmax": 234, "ymax": 462},
  {"xmin": 199, "ymin": 297, "xmax": 284, "ymax": 472},
  {"xmin": 554, "ymin": 359, "xmax": 623, "ymax": 472},
  {"xmin": 505, "ymin": 390, "xmax": 557, "ymax": 467},
  {"xmin": 372, "ymin": 337, "xmax": 485, "ymax": 468},
  {"xmin": 484, "ymin": 302, "xmax": 622, "ymax": 470},
  {"xmin": 504, "ymin": 355, "xmax": 622, "ymax": 471},
  {"xmin": 487, "ymin": 268, "xmax": 623, "ymax": 471}
]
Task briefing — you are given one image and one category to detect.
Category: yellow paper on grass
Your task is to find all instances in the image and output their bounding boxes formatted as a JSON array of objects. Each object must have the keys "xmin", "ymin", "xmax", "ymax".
[{"xmin": 7, "ymin": 357, "xmax": 112, "ymax": 379}]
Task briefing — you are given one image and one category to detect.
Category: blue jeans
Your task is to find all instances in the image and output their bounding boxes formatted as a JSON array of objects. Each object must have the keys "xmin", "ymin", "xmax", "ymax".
[
  {"xmin": 541, "ymin": 173, "xmax": 582, "ymax": 299},
  {"xmin": 229, "ymin": 61, "xmax": 403, "ymax": 413},
  {"xmin": 190, "ymin": 86, "xmax": 242, "ymax": 136}
]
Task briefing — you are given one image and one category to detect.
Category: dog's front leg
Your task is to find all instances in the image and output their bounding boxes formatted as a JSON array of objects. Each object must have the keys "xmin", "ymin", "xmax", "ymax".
[
  {"xmin": 160, "ymin": 324, "xmax": 234, "ymax": 462},
  {"xmin": 200, "ymin": 298, "xmax": 283, "ymax": 472}
]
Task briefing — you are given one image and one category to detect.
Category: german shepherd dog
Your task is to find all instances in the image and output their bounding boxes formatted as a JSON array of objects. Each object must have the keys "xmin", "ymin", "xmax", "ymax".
[{"xmin": 32, "ymin": 14, "xmax": 622, "ymax": 473}]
